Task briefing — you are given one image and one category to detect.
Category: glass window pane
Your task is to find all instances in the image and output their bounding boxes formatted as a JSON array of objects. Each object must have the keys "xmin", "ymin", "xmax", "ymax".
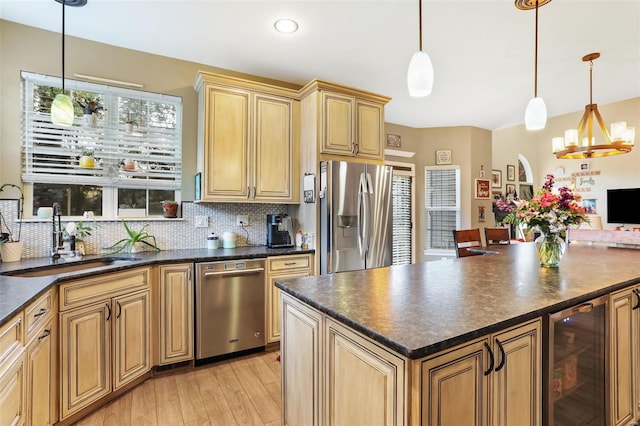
[
  {"xmin": 33, "ymin": 184, "xmax": 103, "ymax": 216},
  {"xmin": 149, "ymin": 190, "xmax": 175, "ymax": 215},
  {"xmin": 118, "ymin": 188, "xmax": 147, "ymax": 210}
]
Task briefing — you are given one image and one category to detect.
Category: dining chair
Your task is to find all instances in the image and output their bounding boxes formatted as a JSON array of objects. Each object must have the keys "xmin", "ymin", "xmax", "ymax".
[
  {"xmin": 484, "ymin": 227, "xmax": 511, "ymax": 246},
  {"xmin": 452, "ymin": 229, "xmax": 483, "ymax": 258}
]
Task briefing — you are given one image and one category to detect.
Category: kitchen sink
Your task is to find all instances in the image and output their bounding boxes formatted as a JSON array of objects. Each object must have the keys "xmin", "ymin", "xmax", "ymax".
[{"xmin": 1, "ymin": 257, "xmax": 141, "ymax": 278}]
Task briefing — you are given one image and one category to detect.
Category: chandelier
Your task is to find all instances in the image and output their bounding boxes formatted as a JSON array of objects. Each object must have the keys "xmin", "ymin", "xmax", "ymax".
[{"xmin": 552, "ymin": 52, "xmax": 635, "ymax": 159}]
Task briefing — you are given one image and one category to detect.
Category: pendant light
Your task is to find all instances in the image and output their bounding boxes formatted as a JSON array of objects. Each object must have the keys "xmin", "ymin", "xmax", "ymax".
[
  {"xmin": 516, "ymin": 0, "xmax": 551, "ymax": 131},
  {"xmin": 407, "ymin": 0, "xmax": 434, "ymax": 98},
  {"xmin": 50, "ymin": 0, "xmax": 87, "ymax": 126}
]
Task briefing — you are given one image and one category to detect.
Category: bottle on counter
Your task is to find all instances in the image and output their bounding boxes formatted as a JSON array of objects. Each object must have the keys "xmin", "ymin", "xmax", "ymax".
[{"xmin": 207, "ymin": 233, "xmax": 220, "ymax": 249}]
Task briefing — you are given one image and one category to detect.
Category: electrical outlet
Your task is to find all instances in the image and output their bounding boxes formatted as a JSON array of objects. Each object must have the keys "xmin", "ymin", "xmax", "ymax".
[
  {"xmin": 194, "ymin": 215, "xmax": 209, "ymax": 228},
  {"xmin": 237, "ymin": 214, "xmax": 249, "ymax": 226}
]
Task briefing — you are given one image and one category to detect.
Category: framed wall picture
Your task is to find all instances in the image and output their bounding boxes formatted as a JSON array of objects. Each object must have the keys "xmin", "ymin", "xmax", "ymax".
[
  {"xmin": 582, "ymin": 198, "xmax": 597, "ymax": 214},
  {"xmin": 436, "ymin": 150, "xmax": 452, "ymax": 165},
  {"xmin": 507, "ymin": 164, "xmax": 516, "ymax": 181},
  {"xmin": 386, "ymin": 133, "xmax": 401, "ymax": 148},
  {"xmin": 491, "ymin": 170, "xmax": 502, "ymax": 188},
  {"xmin": 506, "ymin": 183, "xmax": 517, "ymax": 198},
  {"xmin": 519, "ymin": 183, "xmax": 534, "ymax": 201},
  {"xmin": 475, "ymin": 178, "xmax": 491, "ymax": 199}
]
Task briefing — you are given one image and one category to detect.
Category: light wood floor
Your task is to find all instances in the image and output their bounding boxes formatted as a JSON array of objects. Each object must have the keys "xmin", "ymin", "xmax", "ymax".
[{"xmin": 74, "ymin": 350, "xmax": 282, "ymax": 426}]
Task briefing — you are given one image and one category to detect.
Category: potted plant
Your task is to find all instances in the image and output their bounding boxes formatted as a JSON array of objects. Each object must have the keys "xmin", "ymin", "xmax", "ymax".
[
  {"xmin": 79, "ymin": 149, "xmax": 95, "ymax": 168},
  {"xmin": 0, "ymin": 183, "xmax": 24, "ymax": 262},
  {"xmin": 77, "ymin": 97, "xmax": 104, "ymax": 127},
  {"xmin": 103, "ymin": 219, "xmax": 160, "ymax": 254},
  {"xmin": 161, "ymin": 200, "xmax": 179, "ymax": 218},
  {"xmin": 63, "ymin": 221, "xmax": 94, "ymax": 255}
]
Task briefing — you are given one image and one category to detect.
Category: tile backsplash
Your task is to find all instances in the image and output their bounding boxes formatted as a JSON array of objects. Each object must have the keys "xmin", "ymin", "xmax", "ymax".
[{"xmin": 0, "ymin": 200, "xmax": 290, "ymax": 259}]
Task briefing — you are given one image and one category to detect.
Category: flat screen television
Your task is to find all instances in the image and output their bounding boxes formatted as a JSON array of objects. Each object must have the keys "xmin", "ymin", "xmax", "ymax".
[{"xmin": 607, "ymin": 188, "xmax": 640, "ymax": 224}]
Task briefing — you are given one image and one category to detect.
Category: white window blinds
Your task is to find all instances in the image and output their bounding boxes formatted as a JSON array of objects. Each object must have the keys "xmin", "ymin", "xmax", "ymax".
[
  {"xmin": 425, "ymin": 166, "xmax": 460, "ymax": 251},
  {"xmin": 392, "ymin": 174, "xmax": 412, "ymax": 265},
  {"xmin": 21, "ymin": 71, "xmax": 182, "ymax": 189}
]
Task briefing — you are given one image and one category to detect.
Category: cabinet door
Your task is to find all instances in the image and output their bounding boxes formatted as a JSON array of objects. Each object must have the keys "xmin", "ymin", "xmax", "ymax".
[
  {"xmin": 321, "ymin": 91, "xmax": 354, "ymax": 156},
  {"xmin": 0, "ymin": 350, "xmax": 25, "ymax": 426},
  {"xmin": 281, "ymin": 294, "xmax": 323, "ymax": 426},
  {"xmin": 355, "ymin": 99, "xmax": 384, "ymax": 160},
  {"xmin": 610, "ymin": 287, "xmax": 636, "ymax": 426},
  {"xmin": 113, "ymin": 290, "xmax": 150, "ymax": 390},
  {"xmin": 159, "ymin": 264, "xmax": 193, "ymax": 365},
  {"xmin": 60, "ymin": 302, "xmax": 111, "ymax": 419},
  {"xmin": 267, "ymin": 270, "xmax": 311, "ymax": 343},
  {"xmin": 254, "ymin": 94, "xmax": 298, "ymax": 202},
  {"xmin": 421, "ymin": 339, "xmax": 488, "ymax": 426},
  {"xmin": 26, "ymin": 318, "xmax": 55, "ymax": 426},
  {"xmin": 203, "ymin": 85, "xmax": 250, "ymax": 200},
  {"xmin": 325, "ymin": 319, "xmax": 405, "ymax": 426},
  {"xmin": 491, "ymin": 319, "xmax": 541, "ymax": 426}
]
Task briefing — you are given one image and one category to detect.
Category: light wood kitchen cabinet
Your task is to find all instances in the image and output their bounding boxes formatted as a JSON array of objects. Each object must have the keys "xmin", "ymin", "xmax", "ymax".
[
  {"xmin": 300, "ymin": 79, "xmax": 390, "ymax": 162},
  {"xmin": 281, "ymin": 293, "xmax": 323, "ymax": 426},
  {"xmin": 609, "ymin": 285, "xmax": 639, "ymax": 425},
  {"xmin": 417, "ymin": 318, "xmax": 541, "ymax": 426},
  {"xmin": 325, "ymin": 318, "xmax": 406, "ymax": 426},
  {"xmin": 267, "ymin": 254, "xmax": 313, "ymax": 343},
  {"xmin": 159, "ymin": 263, "xmax": 193, "ymax": 365},
  {"xmin": 59, "ymin": 268, "xmax": 151, "ymax": 421},
  {"xmin": 0, "ymin": 313, "xmax": 25, "ymax": 426},
  {"xmin": 194, "ymin": 71, "xmax": 300, "ymax": 203},
  {"xmin": 25, "ymin": 317, "xmax": 55, "ymax": 426}
]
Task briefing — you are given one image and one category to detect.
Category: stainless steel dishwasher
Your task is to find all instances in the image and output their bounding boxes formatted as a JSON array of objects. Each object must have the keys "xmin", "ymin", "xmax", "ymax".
[{"xmin": 195, "ymin": 259, "xmax": 265, "ymax": 360}]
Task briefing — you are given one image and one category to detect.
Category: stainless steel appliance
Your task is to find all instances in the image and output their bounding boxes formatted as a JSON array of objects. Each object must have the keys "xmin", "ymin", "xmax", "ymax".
[
  {"xmin": 266, "ymin": 213, "xmax": 294, "ymax": 248},
  {"xmin": 320, "ymin": 160, "xmax": 393, "ymax": 274},
  {"xmin": 545, "ymin": 295, "xmax": 608, "ymax": 425},
  {"xmin": 195, "ymin": 259, "xmax": 265, "ymax": 360}
]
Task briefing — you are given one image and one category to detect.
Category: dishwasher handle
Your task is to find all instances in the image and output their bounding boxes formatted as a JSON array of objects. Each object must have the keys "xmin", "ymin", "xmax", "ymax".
[{"xmin": 203, "ymin": 267, "xmax": 265, "ymax": 277}]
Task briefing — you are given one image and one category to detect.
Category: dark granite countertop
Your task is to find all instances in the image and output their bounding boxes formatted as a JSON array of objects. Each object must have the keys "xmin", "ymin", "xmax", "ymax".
[
  {"xmin": 0, "ymin": 246, "xmax": 313, "ymax": 327},
  {"xmin": 275, "ymin": 243, "xmax": 640, "ymax": 360}
]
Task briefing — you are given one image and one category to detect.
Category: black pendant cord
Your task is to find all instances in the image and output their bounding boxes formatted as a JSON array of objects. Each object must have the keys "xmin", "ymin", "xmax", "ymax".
[
  {"xmin": 533, "ymin": 0, "xmax": 538, "ymax": 98},
  {"xmin": 61, "ymin": 0, "xmax": 66, "ymax": 93},
  {"xmin": 418, "ymin": 0, "xmax": 423, "ymax": 51}
]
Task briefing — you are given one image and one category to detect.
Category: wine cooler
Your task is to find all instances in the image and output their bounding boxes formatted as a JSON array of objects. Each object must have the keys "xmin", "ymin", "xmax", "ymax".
[{"xmin": 545, "ymin": 295, "xmax": 608, "ymax": 425}]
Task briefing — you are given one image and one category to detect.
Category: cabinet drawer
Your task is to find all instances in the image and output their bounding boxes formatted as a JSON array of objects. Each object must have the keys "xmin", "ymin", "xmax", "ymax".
[
  {"xmin": 0, "ymin": 314, "xmax": 23, "ymax": 365},
  {"xmin": 25, "ymin": 288, "xmax": 55, "ymax": 343},
  {"xmin": 268, "ymin": 255, "xmax": 312, "ymax": 273},
  {"xmin": 59, "ymin": 267, "xmax": 150, "ymax": 311}
]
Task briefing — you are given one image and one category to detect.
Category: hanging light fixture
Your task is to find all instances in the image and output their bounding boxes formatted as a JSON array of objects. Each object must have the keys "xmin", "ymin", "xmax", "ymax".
[
  {"xmin": 407, "ymin": 0, "xmax": 433, "ymax": 97},
  {"xmin": 50, "ymin": 0, "xmax": 87, "ymax": 126},
  {"xmin": 552, "ymin": 52, "xmax": 635, "ymax": 159},
  {"xmin": 516, "ymin": 0, "xmax": 551, "ymax": 130}
]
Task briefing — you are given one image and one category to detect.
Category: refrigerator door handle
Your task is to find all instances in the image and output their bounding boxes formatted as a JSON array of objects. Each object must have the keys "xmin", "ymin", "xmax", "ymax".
[
  {"xmin": 363, "ymin": 172, "xmax": 373, "ymax": 256},
  {"xmin": 357, "ymin": 173, "xmax": 368, "ymax": 258}
]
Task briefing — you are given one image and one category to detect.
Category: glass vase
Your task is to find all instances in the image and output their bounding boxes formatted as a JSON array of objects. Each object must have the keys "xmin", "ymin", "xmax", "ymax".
[{"xmin": 535, "ymin": 232, "xmax": 566, "ymax": 268}]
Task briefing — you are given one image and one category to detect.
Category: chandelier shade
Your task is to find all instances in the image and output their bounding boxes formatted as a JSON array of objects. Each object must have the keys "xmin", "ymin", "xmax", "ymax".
[
  {"xmin": 525, "ymin": 97, "xmax": 547, "ymax": 130},
  {"xmin": 552, "ymin": 53, "xmax": 634, "ymax": 159},
  {"xmin": 407, "ymin": 0, "xmax": 433, "ymax": 98}
]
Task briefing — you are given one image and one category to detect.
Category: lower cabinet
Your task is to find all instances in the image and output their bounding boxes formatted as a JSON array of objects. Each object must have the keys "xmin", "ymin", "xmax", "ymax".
[
  {"xmin": 26, "ymin": 317, "xmax": 56, "ymax": 426},
  {"xmin": 159, "ymin": 263, "xmax": 193, "ymax": 365},
  {"xmin": 418, "ymin": 318, "xmax": 541, "ymax": 426},
  {"xmin": 59, "ymin": 268, "xmax": 151, "ymax": 421},
  {"xmin": 267, "ymin": 254, "xmax": 313, "ymax": 343},
  {"xmin": 280, "ymin": 293, "xmax": 406, "ymax": 426},
  {"xmin": 610, "ymin": 285, "xmax": 639, "ymax": 426},
  {"xmin": 0, "ymin": 347, "xmax": 25, "ymax": 426}
]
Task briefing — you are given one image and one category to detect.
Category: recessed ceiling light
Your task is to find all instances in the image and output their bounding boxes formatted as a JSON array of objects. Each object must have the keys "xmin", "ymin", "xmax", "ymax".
[{"xmin": 274, "ymin": 18, "xmax": 299, "ymax": 34}]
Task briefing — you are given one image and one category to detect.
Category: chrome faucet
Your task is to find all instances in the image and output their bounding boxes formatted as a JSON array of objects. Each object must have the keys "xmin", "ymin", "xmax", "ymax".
[{"xmin": 51, "ymin": 202, "xmax": 63, "ymax": 259}]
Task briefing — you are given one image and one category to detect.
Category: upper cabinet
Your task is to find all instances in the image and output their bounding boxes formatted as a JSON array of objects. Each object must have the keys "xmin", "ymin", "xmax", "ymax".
[
  {"xmin": 300, "ymin": 79, "xmax": 391, "ymax": 162},
  {"xmin": 194, "ymin": 71, "xmax": 300, "ymax": 203}
]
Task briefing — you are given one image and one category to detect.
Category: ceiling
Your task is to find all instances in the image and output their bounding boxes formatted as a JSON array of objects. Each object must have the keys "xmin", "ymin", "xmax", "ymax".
[{"xmin": 1, "ymin": 0, "xmax": 639, "ymax": 130}]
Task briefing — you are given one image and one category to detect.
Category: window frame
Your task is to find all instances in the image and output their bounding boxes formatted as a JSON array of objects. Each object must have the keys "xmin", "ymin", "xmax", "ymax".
[
  {"xmin": 424, "ymin": 165, "xmax": 461, "ymax": 256},
  {"xmin": 21, "ymin": 71, "xmax": 183, "ymax": 219}
]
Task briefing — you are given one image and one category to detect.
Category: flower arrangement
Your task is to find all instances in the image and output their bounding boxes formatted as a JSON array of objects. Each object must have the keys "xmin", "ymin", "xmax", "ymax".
[
  {"xmin": 498, "ymin": 174, "xmax": 589, "ymax": 267},
  {"xmin": 498, "ymin": 174, "xmax": 589, "ymax": 234}
]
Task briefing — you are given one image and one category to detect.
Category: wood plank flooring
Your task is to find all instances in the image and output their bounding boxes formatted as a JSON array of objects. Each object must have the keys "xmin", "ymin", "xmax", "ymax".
[{"xmin": 74, "ymin": 350, "xmax": 282, "ymax": 426}]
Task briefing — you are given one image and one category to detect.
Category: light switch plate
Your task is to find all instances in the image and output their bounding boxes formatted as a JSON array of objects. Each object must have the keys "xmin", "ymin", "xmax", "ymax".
[
  {"xmin": 237, "ymin": 214, "xmax": 249, "ymax": 226},
  {"xmin": 195, "ymin": 215, "xmax": 209, "ymax": 228}
]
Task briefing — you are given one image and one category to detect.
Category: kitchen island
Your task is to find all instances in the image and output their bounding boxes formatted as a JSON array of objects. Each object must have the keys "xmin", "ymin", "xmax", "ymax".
[{"xmin": 275, "ymin": 242, "xmax": 640, "ymax": 425}]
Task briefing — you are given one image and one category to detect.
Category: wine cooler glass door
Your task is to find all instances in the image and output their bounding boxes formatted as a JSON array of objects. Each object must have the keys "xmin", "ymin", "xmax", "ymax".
[{"xmin": 547, "ymin": 295, "xmax": 608, "ymax": 426}]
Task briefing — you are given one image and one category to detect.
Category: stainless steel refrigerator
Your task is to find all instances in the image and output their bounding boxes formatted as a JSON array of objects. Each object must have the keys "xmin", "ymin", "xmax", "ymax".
[{"xmin": 320, "ymin": 160, "xmax": 393, "ymax": 274}]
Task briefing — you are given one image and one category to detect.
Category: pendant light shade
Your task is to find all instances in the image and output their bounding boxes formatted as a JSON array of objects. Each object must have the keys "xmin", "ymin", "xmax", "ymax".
[
  {"xmin": 407, "ymin": 0, "xmax": 433, "ymax": 98},
  {"xmin": 51, "ymin": 93, "xmax": 75, "ymax": 126},
  {"xmin": 524, "ymin": 96, "xmax": 547, "ymax": 130},
  {"xmin": 407, "ymin": 51, "xmax": 434, "ymax": 97},
  {"xmin": 51, "ymin": 0, "xmax": 87, "ymax": 126}
]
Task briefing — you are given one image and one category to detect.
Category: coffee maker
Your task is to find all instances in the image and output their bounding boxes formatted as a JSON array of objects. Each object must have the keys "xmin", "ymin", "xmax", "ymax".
[{"xmin": 267, "ymin": 214, "xmax": 294, "ymax": 248}]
